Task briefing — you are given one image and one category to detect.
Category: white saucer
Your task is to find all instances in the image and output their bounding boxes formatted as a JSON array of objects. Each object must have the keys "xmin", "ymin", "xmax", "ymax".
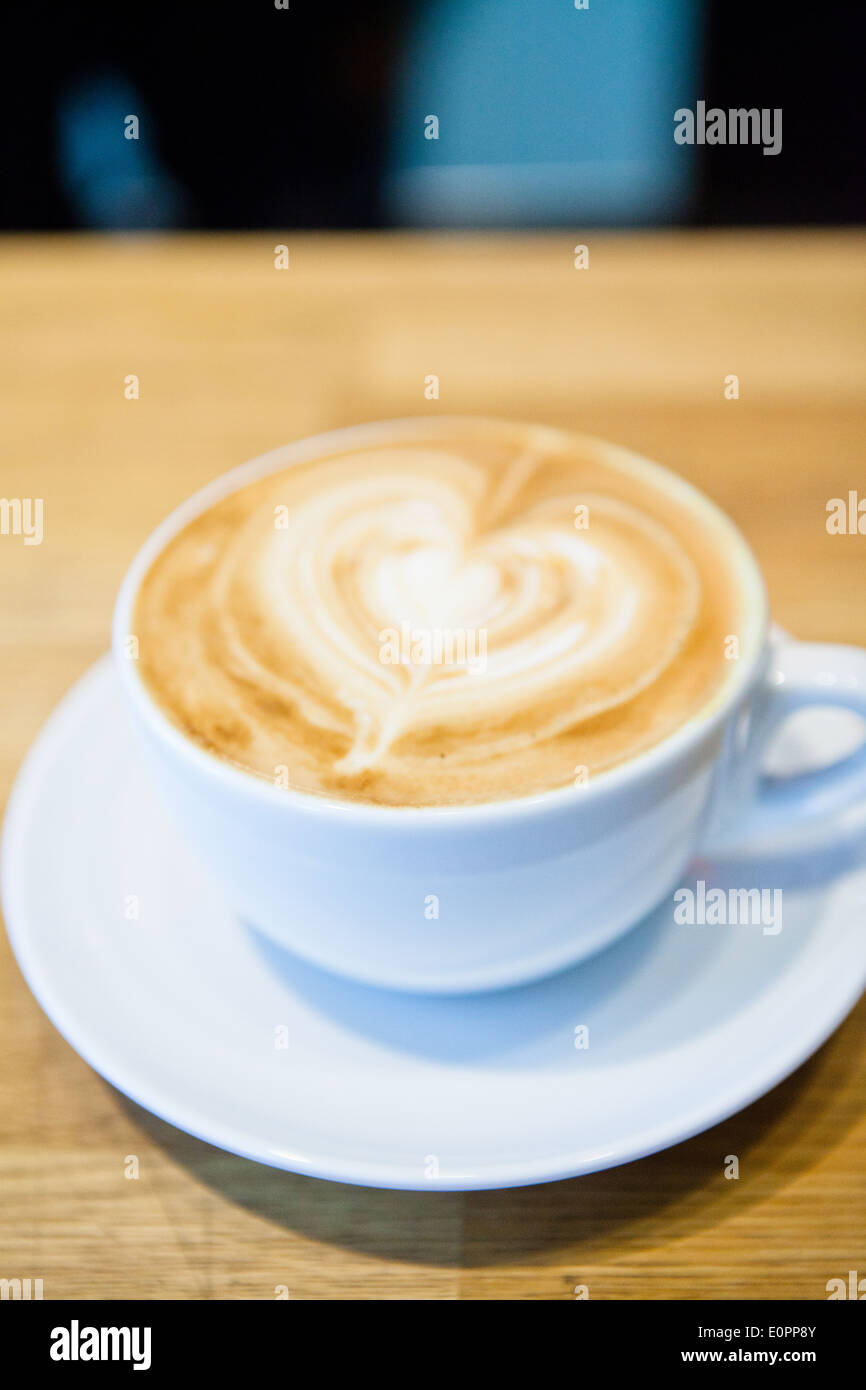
[{"xmin": 4, "ymin": 656, "xmax": 866, "ymax": 1191}]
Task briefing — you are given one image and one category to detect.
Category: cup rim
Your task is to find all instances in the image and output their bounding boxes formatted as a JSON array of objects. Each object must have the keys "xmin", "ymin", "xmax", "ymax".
[{"xmin": 112, "ymin": 415, "xmax": 769, "ymax": 828}]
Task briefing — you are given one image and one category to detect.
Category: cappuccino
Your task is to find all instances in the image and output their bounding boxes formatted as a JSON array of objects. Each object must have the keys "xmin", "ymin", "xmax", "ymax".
[{"xmin": 133, "ymin": 421, "xmax": 749, "ymax": 806}]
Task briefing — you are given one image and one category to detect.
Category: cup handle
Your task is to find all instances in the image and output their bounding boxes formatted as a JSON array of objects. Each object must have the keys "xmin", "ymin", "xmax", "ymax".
[{"xmin": 703, "ymin": 640, "xmax": 866, "ymax": 857}]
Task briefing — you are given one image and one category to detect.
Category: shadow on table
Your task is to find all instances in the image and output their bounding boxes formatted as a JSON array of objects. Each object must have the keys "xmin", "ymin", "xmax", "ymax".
[{"xmin": 111, "ymin": 1003, "xmax": 864, "ymax": 1272}]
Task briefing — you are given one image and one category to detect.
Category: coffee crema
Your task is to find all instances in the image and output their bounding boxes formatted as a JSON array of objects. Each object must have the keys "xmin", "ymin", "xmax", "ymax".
[{"xmin": 133, "ymin": 421, "xmax": 749, "ymax": 806}]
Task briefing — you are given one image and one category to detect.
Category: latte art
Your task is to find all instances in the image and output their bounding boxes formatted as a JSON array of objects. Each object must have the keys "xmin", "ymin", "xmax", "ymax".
[{"xmin": 134, "ymin": 422, "xmax": 745, "ymax": 805}]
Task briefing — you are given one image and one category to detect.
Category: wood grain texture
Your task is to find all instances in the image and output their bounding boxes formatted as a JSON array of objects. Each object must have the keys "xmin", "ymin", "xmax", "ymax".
[{"xmin": 0, "ymin": 231, "xmax": 864, "ymax": 1300}]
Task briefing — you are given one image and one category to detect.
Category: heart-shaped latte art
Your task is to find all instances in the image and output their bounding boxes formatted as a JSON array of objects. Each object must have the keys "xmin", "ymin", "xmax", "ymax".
[{"xmin": 209, "ymin": 445, "xmax": 701, "ymax": 776}]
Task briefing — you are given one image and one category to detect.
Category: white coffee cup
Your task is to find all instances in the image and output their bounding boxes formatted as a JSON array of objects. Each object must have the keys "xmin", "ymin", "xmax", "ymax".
[{"xmin": 113, "ymin": 421, "xmax": 866, "ymax": 993}]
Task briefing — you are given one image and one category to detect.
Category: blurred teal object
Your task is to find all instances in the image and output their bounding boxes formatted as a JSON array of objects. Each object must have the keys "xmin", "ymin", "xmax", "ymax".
[
  {"xmin": 57, "ymin": 75, "xmax": 185, "ymax": 230},
  {"xmin": 387, "ymin": 0, "xmax": 702, "ymax": 225}
]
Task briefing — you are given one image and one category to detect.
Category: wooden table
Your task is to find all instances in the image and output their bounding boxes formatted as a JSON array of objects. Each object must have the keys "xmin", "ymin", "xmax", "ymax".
[{"xmin": 1, "ymin": 231, "xmax": 864, "ymax": 1300}]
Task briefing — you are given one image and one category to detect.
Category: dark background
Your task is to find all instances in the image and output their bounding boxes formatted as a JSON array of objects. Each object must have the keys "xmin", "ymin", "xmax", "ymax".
[{"xmin": 0, "ymin": 0, "xmax": 862, "ymax": 231}]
